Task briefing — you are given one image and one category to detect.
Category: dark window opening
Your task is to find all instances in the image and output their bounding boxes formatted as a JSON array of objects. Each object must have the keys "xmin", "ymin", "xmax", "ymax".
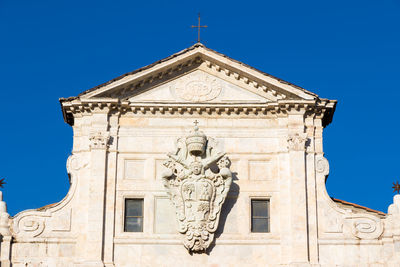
[
  {"xmin": 124, "ymin": 199, "xmax": 144, "ymax": 232},
  {"xmin": 251, "ymin": 199, "xmax": 270, "ymax": 233}
]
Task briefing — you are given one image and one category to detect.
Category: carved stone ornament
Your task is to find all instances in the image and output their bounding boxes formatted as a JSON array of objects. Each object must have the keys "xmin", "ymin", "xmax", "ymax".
[
  {"xmin": 89, "ymin": 131, "xmax": 110, "ymax": 150},
  {"xmin": 162, "ymin": 125, "xmax": 232, "ymax": 253},
  {"xmin": 344, "ymin": 214, "xmax": 383, "ymax": 239},
  {"xmin": 171, "ymin": 71, "xmax": 222, "ymax": 102},
  {"xmin": 316, "ymin": 156, "xmax": 330, "ymax": 177},
  {"xmin": 287, "ymin": 132, "xmax": 308, "ymax": 151}
]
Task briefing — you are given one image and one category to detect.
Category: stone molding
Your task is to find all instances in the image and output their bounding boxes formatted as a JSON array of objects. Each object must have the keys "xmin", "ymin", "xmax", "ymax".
[{"xmin": 61, "ymin": 99, "xmax": 335, "ymax": 125}]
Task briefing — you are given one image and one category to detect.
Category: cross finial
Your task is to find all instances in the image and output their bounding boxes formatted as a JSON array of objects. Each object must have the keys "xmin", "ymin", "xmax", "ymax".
[
  {"xmin": 0, "ymin": 178, "xmax": 5, "ymax": 189},
  {"xmin": 393, "ymin": 181, "xmax": 400, "ymax": 194},
  {"xmin": 191, "ymin": 13, "xmax": 207, "ymax": 43},
  {"xmin": 194, "ymin": 120, "xmax": 199, "ymax": 126}
]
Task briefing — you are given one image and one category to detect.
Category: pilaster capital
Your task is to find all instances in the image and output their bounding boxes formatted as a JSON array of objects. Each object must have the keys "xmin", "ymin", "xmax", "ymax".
[
  {"xmin": 89, "ymin": 131, "xmax": 110, "ymax": 150},
  {"xmin": 287, "ymin": 132, "xmax": 308, "ymax": 152}
]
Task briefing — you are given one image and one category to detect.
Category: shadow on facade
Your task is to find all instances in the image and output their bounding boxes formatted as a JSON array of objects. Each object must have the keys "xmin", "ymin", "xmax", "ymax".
[{"xmin": 206, "ymin": 171, "xmax": 240, "ymax": 254}]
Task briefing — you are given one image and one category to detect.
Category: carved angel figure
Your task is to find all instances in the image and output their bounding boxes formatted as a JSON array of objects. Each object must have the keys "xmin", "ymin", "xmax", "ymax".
[{"xmin": 162, "ymin": 125, "xmax": 232, "ymax": 253}]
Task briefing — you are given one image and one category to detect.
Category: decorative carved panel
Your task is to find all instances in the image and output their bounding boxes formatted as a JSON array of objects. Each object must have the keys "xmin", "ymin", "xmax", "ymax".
[
  {"xmin": 170, "ymin": 70, "xmax": 222, "ymax": 102},
  {"xmin": 161, "ymin": 125, "xmax": 232, "ymax": 253}
]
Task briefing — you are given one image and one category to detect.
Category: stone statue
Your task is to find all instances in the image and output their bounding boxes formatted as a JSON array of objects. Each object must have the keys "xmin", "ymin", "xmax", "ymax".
[{"xmin": 162, "ymin": 124, "xmax": 232, "ymax": 253}]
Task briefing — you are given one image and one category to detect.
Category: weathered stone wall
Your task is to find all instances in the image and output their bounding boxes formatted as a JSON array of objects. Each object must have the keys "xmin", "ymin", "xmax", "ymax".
[
  {"xmin": 4, "ymin": 112, "xmax": 398, "ymax": 266},
  {"xmin": 2, "ymin": 43, "xmax": 398, "ymax": 266}
]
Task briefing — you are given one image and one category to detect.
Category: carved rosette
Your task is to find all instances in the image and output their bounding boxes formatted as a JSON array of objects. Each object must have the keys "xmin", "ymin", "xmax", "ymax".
[
  {"xmin": 171, "ymin": 71, "xmax": 222, "ymax": 102},
  {"xmin": 162, "ymin": 125, "xmax": 232, "ymax": 253},
  {"xmin": 287, "ymin": 133, "xmax": 308, "ymax": 151},
  {"xmin": 89, "ymin": 131, "xmax": 110, "ymax": 150}
]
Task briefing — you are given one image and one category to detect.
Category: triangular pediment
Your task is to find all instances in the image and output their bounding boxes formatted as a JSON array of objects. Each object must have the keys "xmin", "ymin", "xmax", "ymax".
[
  {"xmin": 77, "ymin": 43, "xmax": 319, "ymax": 103},
  {"xmin": 129, "ymin": 69, "xmax": 271, "ymax": 103}
]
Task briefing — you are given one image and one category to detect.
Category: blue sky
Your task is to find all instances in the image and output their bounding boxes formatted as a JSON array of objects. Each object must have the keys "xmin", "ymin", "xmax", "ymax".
[{"xmin": 0, "ymin": 0, "xmax": 399, "ymax": 216}]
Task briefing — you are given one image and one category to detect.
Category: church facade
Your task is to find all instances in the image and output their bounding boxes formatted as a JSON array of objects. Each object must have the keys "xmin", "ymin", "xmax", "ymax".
[{"xmin": 1, "ymin": 43, "xmax": 400, "ymax": 266}]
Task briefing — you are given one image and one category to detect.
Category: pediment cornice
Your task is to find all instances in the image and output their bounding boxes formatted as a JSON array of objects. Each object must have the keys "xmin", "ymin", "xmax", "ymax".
[
  {"xmin": 76, "ymin": 44, "xmax": 317, "ymax": 101},
  {"xmin": 60, "ymin": 43, "xmax": 336, "ymax": 127}
]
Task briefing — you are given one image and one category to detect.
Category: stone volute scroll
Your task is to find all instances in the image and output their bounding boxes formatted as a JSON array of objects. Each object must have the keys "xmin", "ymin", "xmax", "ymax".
[{"xmin": 161, "ymin": 124, "xmax": 232, "ymax": 253}]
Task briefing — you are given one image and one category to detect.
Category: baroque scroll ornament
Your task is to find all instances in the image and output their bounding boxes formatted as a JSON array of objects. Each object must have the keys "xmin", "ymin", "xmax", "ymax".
[{"xmin": 162, "ymin": 125, "xmax": 232, "ymax": 253}]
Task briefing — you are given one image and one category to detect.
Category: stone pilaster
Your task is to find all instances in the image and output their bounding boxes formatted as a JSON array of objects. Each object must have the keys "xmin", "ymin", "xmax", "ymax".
[
  {"xmin": 76, "ymin": 111, "xmax": 110, "ymax": 266},
  {"xmin": 287, "ymin": 114, "xmax": 309, "ymax": 265},
  {"xmin": 103, "ymin": 113, "xmax": 120, "ymax": 267},
  {"xmin": 305, "ymin": 115, "xmax": 319, "ymax": 265}
]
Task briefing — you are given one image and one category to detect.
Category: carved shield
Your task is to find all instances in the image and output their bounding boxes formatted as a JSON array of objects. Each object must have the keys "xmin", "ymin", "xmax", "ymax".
[
  {"xmin": 162, "ymin": 126, "xmax": 232, "ymax": 253},
  {"xmin": 164, "ymin": 172, "xmax": 231, "ymax": 252}
]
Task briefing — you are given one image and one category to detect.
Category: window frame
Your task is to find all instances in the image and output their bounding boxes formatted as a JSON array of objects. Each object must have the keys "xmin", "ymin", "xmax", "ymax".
[
  {"xmin": 250, "ymin": 198, "xmax": 270, "ymax": 233},
  {"xmin": 124, "ymin": 198, "xmax": 144, "ymax": 232}
]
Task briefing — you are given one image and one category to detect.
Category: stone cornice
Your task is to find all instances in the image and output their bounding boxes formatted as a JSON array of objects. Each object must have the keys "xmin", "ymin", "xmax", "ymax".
[
  {"xmin": 76, "ymin": 56, "xmax": 294, "ymax": 102},
  {"xmin": 60, "ymin": 98, "xmax": 336, "ymax": 126},
  {"xmin": 76, "ymin": 44, "xmax": 318, "ymax": 101}
]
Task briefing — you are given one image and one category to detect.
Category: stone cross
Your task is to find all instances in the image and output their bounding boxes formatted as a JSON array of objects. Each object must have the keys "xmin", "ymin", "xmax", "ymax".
[
  {"xmin": 392, "ymin": 181, "xmax": 400, "ymax": 194},
  {"xmin": 191, "ymin": 13, "xmax": 207, "ymax": 43}
]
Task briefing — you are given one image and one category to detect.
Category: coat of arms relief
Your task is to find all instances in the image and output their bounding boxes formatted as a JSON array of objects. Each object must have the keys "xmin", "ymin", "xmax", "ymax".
[{"xmin": 162, "ymin": 124, "xmax": 232, "ymax": 253}]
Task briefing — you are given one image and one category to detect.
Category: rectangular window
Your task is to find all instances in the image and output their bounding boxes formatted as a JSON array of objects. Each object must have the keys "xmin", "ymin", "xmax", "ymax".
[
  {"xmin": 251, "ymin": 199, "xmax": 270, "ymax": 233},
  {"xmin": 124, "ymin": 199, "xmax": 143, "ymax": 232}
]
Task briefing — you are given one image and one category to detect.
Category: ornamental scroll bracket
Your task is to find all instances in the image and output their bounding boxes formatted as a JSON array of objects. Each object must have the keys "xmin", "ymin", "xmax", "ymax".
[{"xmin": 162, "ymin": 125, "xmax": 232, "ymax": 253}]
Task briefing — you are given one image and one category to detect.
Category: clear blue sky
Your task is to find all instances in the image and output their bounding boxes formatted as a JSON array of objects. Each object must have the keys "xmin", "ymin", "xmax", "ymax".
[{"xmin": 1, "ymin": 0, "xmax": 399, "ymax": 216}]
